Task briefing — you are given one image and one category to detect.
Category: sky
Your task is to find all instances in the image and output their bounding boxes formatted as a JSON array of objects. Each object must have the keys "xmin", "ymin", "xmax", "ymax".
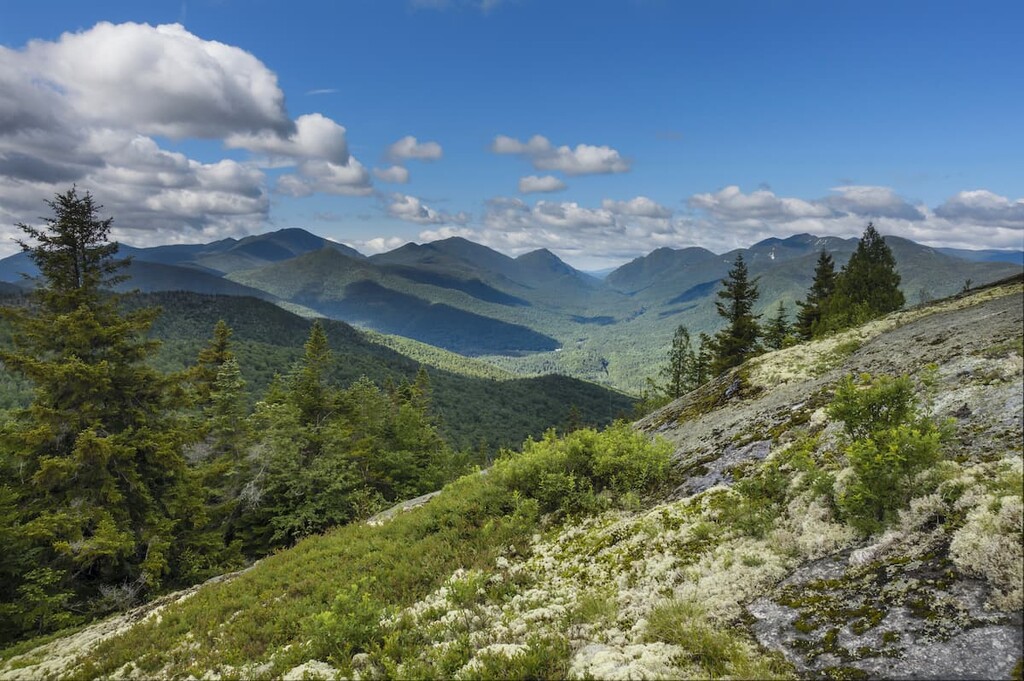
[{"xmin": 1, "ymin": 0, "xmax": 1022, "ymax": 269}]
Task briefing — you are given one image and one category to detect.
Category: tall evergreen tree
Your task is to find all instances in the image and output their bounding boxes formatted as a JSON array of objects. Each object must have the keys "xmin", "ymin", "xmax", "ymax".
[
  {"xmin": 764, "ymin": 301, "xmax": 792, "ymax": 350},
  {"xmin": 291, "ymin": 320, "xmax": 334, "ymax": 428},
  {"xmin": 661, "ymin": 325, "xmax": 696, "ymax": 400},
  {"xmin": 821, "ymin": 223, "xmax": 905, "ymax": 333},
  {"xmin": 710, "ymin": 254, "xmax": 761, "ymax": 375},
  {"xmin": 795, "ymin": 251, "xmax": 837, "ymax": 340},
  {"xmin": 0, "ymin": 189, "xmax": 189, "ymax": 640},
  {"xmin": 193, "ymin": 319, "xmax": 235, "ymax": 405}
]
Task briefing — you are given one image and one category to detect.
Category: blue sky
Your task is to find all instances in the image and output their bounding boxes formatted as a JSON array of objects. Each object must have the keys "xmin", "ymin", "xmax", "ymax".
[{"xmin": 1, "ymin": 0, "xmax": 1021, "ymax": 267}]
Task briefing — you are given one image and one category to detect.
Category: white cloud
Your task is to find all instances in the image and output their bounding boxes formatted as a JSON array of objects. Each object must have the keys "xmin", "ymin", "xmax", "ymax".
[
  {"xmin": 22, "ymin": 22, "xmax": 291, "ymax": 139},
  {"xmin": 827, "ymin": 185, "xmax": 925, "ymax": 221},
  {"xmin": 388, "ymin": 135, "xmax": 443, "ymax": 162},
  {"xmin": 0, "ymin": 21, "xmax": 375, "ymax": 253},
  {"xmin": 601, "ymin": 196, "xmax": 672, "ymax": 219},
  {"xmin": 518, "ymin": 175, "xmax": 566, "ymax": 193},
  {"xmin": 492, "ymin": 134, "xmax": 630, "ymax": 175},
  {"xmin": 418, "ymin": 226, "xmax": 478, "ymax": 241},
  {"xmin": 276, "ymin": 159, "xmax": 373, "ymax": 197},
  {"xmin": 226, "ymin": 113, "xmax": 349, "ymax": 164},
  {"xmin": 689, "ymin": 185, "xmax": 833, "ymax": 222},
  {"xmin": 386, "ymin": 193, "xmax": 469, "ymax": 225},
  {"xmin": 935, "ymin": 190, "xmax": 1024, "ymax": 229},
  {"xmin": 374, "ymin": 165, "xmax": 411, "ymax": 184},
  {"xmin": 358, "ymin": 236, "xmax": 408, "ymax": 254}
]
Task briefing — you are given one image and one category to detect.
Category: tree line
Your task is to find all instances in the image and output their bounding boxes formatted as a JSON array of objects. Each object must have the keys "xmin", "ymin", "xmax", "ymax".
[
  {"xmin": 646, "ymin": 223, "xmax": 905, "ymax": 408},
  {"xmin": 0, "ymin": 189, "xmax": 470, "ymax": 644}
]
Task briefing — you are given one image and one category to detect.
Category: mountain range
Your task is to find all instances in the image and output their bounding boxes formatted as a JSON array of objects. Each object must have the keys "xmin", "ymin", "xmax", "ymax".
[{"xmin": 2, "ymin": 228, "xmax": 1020, "ymax": 392}]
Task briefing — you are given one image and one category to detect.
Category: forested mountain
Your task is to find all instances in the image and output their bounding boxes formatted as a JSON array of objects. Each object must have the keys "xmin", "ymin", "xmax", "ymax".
[
  {"xmin": 0, "ymin": 289, "xmax": 632, "ymax": 451},
  {"xmin": 1, "ymin": 229, "xmax": 1019, "ymax": 392}
]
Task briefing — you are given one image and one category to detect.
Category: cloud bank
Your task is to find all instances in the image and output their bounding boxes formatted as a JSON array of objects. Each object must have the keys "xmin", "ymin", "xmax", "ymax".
[{"xmin": 0, "ymin": 21, "xmax": 370, "ymax": 250}]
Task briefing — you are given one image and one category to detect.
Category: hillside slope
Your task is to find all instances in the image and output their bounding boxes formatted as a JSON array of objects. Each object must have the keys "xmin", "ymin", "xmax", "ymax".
[
  {"xmin": 0, "ymin": 291, "xmax": 633, "ymax": 451},
  {"xmin": 5, "ymin": 278, "xmax": 1019, "ymax": 680}
]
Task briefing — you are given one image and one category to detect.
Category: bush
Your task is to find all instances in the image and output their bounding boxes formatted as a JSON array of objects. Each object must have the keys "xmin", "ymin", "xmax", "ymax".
[
  {"xmin": 828, "ymin": 373, "xmax": 949, "ymax": 533},
  {"xmin": 827, "ymin": 373, "xmax": 915, "ymax": 440},
  {"xmin": 492, "ymin": 423, "xmax": 672, "ymax": 515}
]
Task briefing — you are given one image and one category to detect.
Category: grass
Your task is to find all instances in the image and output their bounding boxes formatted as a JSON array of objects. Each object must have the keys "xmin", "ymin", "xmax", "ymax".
[{"xmin": 644, "ymin": 599, "xmax": 790, "ymax": 679}]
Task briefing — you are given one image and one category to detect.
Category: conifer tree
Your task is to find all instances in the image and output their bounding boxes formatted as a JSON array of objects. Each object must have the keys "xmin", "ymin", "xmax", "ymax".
[
  {"xmin": 795, "ymin": 251, "xmax": 837, "ymax": 340},
  {"xmin": 661, "ymin": 325, "xmax": 696, "ymax": 399},
  {"xmin": 821, "ymin": 223, "xmax": 905, "ymax": 333},
  {"xmin": 710, "ymin": 254, "xmax": 761, "ymax": 375},
  {"xmin": 764, "ymin": 301, "xmax": 792, "ymax": 350},
  {"xmin": 0, "ymin": 189, "xmax": 189, "ymax": 639},
  {"xmin": 193, "ymin": 320, "xmax": 235, "ymax": 404},
  {"xmin": 291, "ymin": 320, "xmax": 335, "ymax": 428}
]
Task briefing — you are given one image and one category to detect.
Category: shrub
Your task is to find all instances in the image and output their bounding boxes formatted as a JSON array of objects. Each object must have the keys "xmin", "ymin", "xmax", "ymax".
[
  {"xmin": 492, "ymin": 423, "xmax": 671, "ymax": 515},
  {"xmin": 309, "ymin": 576, "xmax": 387, "ymax": 664},
  {"xmin": 827, "ymin": 373, "xmax": 915, "ymax": 440},
  {"xmin": 827, "ymin": 373, "xmax": 949, "ymax": 533}
]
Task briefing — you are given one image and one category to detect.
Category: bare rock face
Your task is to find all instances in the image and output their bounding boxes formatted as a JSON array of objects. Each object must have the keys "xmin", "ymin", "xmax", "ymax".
[{"xmin": 748, "ymin": 553, "xmax": 1022, "ymax": 679}]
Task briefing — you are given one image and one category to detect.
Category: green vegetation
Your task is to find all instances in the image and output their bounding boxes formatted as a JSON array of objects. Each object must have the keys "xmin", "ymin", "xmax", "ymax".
[
  {"xmin": 808, "ymin": 224, "xmax": 907, "ymax": 337},
  {"xmin": 0, "ymin": 189, "xmax": 198, "ymax": 642},
  {"xmin": 62, "ymin": 423, "xmax": 670, "ymax": 678},
  {"xmin": 710, "ymin": 253, "xmax": 762, "ymax": 375},
  {"xmin": 644, "ymin": 599, "xmax": 789, "ymax": 679},
  {"xmin": 796, "ymin": 250, "xmax": 838, "ymax": 340},
  {"xmin": 0, "ymin": 190, "xmax": 636, "ymax": 649},
  {"xmin": 828, "ymin": 373, "xmax": 949, "ymax": 532}
]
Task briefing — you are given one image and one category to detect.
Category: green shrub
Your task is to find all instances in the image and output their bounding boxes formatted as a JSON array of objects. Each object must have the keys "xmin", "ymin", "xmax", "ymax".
[
  {"xmin": 309, "ymin": 576, "xmax": 386, "ymax": 664},
  {"xmin": 827, "ymin": 373, "xmax": 916, "ymax": 439},
  {"xmin": 828, "ymin": 373, "xmax": 950, "ymax": 533},
  {"xmin": 492, "ymin": 422, "xmax": 671, "ymax": 515}
]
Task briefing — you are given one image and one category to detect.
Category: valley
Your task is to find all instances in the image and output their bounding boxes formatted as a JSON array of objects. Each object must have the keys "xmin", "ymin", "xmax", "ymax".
[{"xmin": 2, "ymin": 228, "xmax": 1019, "ymax": 394}]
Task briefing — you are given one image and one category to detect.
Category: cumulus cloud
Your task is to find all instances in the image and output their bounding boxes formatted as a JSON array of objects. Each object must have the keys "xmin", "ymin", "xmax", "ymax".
[
  {"xmin": 601, "ymin": 196, "xmax": 672, "ymax": 219},
  {"xmin": 358, "ymin": 235, "xmax": 408, "ymax": 254},
  {"xmin": 685, "ymin": 185, "xmax": 1024, "ymax": 253},
  {"xmin": 827, "ymin": 185, "xmax": 925, "ymax": 221},
  {"xmin": 518, "ymin": 175, "xmax": 566, "ymax": 193},
  {"xmin": 935, "ymin": 190, "xmax": 1024, "ymax": 229},
  {"xmin": 418, "ymin": 226, "xmax": 478, "ymax": 241},
  {"xmin": 374, "ymin": 165, "xmax": 411, "ymax": 184},
  {"xmin": 388, "ymin": 135, "xmax": 443, "ymax": 162},
  {"xmin": 386, "ymin": 193, "xmax": 469, "ymax": 225},
  {"xmin": 226, "ymin": 113, "xmax": 349, "ymax": 164},
  {"xmin": 276, "ymin": 159, "xmax": 373, "ymax": 197},
  {"xmin": 492, "ymin": 134, "xmax": 630, "ymax": 175},
  {"xmin": 21, "ymin": 22, "xmax": 291, "ymax": 139},
  {"xmin": 0, "ymin": 21, "xmax": 373, "ymax": 252},
  {"xmin": 689, "ymin": 185, "xmax": 833, "ymax": 222}
]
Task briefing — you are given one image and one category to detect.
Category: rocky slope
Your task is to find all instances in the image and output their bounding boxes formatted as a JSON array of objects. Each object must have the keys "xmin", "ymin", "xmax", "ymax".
[{"xmin": 2, "ymin": 278, "xmax": 1021, "ymax": 680}]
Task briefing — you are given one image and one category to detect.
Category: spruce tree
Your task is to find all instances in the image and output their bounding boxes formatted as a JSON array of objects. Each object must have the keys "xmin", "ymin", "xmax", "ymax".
[
  {"xmin": 661, "ymin": 325, "xmax": 696, "ymax": 399},
  {"xmin": 795, "ymin": 251, "xmax": 837, "ymax": 340},
  {"xmin": 193, "ymin": 319, "xmax": 235, "ymax": 405},
  {"xmin": 821, "ymin": 223, "xmax": 905, "ymax": 333},
  {"xmin": 764, "ymin": 301, "xmax": 792, "ymax": 350},
  {"xmin": 710, "ymin": 254, "xmax": 761, "ymax": 375},
  {"xmin": 291, "ymin": 320, "xmax": 334, "ymax": 428},
  {"xmin": 0, "ymin": 189, "xmax": 189, "ymax": 638}
]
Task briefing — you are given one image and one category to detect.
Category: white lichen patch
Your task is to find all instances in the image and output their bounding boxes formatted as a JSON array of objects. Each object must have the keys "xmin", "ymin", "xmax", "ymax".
[{"xmin": 950, "ymin": 494, "xmax": 1024, "ymax": 611}]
